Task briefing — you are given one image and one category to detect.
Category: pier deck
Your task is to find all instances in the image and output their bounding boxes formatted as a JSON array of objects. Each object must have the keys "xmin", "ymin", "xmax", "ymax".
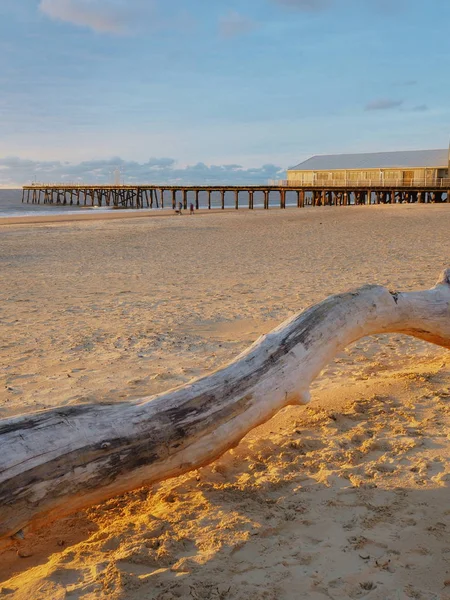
[{"xmin": 22, "ymin": 183, "xmax": 450, "ymax": 209}]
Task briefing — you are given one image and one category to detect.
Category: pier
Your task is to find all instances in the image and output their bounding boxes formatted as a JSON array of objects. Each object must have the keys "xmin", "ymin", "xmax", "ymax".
[{"xmin": 22, "ymin": 182, "xmax": 450, "ymax": 209}]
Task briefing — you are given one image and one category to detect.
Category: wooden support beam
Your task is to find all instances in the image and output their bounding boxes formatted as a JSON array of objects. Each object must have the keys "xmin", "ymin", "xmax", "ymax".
[{"xmin": 20, "ymin": 184, "xmax": 450, "ymax": 215}]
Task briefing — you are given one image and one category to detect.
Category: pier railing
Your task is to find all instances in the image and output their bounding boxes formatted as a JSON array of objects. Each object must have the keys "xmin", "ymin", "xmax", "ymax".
[
  {"xmin": 27, "ymin": 178, "xmax": 450, "ymax": 190},
  {"xmin": 271, "ymin": 178, "xmax": 450, "ymax": 188}
]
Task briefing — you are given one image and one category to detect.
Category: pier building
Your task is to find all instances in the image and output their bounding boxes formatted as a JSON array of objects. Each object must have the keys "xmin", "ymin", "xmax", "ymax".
[{"xmin": 287, "ymin": 149, "xmax": 449, "ymax": 187}]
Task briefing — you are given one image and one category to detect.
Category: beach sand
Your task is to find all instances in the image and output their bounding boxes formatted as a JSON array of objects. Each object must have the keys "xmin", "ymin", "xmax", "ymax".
[{"xmin": 1, "ymin": 205, "xmax": 450, "ymax": 599}]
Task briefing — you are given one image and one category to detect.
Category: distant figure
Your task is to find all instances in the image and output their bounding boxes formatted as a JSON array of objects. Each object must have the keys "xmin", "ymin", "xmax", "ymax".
[
  {"xmin": 177, "ymin": 201, "xmax": 183, "ymax": 215},
  {"xmin": 190, "ymin": 203, "xmax": 194, "ymax": 215}
]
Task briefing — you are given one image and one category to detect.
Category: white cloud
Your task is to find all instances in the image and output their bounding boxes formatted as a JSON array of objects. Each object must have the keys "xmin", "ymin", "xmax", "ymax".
[
  {"xmin": 411, "ymin": 104, "xmax": 429, "ymax": 112},
  {"xmin": 39, "ymin": 0, "xmax": 133, "ymax": 34},
  {"xmin": 271, "ymin": 0, "xmax": 406, "ymax": 12},
  {"xmin": 219, "ymin": 12, "xmax": 257, "ymax": 38},
  {"xmin": 272, "ymin": 0, "xmax": 331, "ymax": 9},
  {"xmin": 365, "ymin": 98, "xmax": 403, "ymax": 111}
]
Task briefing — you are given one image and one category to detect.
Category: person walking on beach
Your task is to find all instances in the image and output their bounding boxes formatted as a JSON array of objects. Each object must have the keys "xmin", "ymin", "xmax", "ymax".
[
  {"xmin": 178, "ymin": 201, "xmax": 183, "ymax": 215},
  {"xmin": 190, "ymin": 203, "xmax": 194, "ymax": 215}
]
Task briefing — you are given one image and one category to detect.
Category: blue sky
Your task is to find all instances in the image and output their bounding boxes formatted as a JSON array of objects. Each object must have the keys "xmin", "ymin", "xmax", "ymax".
[{"xmin": 0, "ymin": 0, "xmax": 449, "ymax": 185}]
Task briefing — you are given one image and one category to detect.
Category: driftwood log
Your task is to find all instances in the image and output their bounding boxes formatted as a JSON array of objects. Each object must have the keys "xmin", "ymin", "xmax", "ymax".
[{"xmin": 1, "ymin": 270, "xmax": 450, "ymax": 548}]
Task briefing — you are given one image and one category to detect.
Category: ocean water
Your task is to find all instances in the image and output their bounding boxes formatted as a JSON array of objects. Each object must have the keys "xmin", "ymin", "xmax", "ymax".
[{"xmin": 0, "ymin": 188, "xmax": 303, "ymax": 218}]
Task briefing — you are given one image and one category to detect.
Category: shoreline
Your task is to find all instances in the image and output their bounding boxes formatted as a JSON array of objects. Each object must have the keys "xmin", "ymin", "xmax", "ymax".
[
  {"xmin": 0, "ymin": 202, "xmax": 447, "ymax": 227},
  {"xmin": 0, "ymin": 207, "xmax": 240, "ymax": 226}
]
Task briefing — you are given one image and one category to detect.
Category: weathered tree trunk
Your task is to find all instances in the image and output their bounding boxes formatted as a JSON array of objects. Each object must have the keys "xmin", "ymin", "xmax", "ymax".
[{"xmin": 1, "ymin": 271, "xmax": 450, "ymax": 547}]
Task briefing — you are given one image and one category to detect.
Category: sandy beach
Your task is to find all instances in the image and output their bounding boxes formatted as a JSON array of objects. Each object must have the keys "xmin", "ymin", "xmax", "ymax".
[{"xmin": 1, "ymin": 205, "xmax": 450, "ymax": 599}]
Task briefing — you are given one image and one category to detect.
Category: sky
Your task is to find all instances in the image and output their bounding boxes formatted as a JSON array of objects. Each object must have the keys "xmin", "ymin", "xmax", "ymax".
[{"xmin": 0, "ymin": 0, "xmax": 449, "ymax": 185}]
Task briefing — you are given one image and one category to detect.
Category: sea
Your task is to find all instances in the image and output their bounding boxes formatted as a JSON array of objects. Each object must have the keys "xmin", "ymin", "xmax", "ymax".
[{"xmin": 0, "ymin": 188, "xmax": 303, "ymax": 218}]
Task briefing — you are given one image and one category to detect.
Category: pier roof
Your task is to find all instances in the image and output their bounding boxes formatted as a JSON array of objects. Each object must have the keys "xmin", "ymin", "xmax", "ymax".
[{"xmin": 290, "ymin": 149, "xmax": 449, "ymax": 171}]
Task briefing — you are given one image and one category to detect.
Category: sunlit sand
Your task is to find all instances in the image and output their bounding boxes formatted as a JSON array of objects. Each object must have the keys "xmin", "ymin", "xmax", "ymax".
[{"xmin": 1, "ymin": 205, "xmax": 450, "ymax": 599}]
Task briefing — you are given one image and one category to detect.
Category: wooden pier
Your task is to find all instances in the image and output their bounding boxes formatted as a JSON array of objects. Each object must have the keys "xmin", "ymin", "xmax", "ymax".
[{"xmin": 22, "ymin": 183, "xmax": 450, "ymax": 210}]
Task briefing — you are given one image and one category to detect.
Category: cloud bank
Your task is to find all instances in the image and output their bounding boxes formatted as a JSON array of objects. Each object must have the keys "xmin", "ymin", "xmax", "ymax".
[{"xmin": 0, "ymin": 157, "xmax": 285, "ymax": 187}]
